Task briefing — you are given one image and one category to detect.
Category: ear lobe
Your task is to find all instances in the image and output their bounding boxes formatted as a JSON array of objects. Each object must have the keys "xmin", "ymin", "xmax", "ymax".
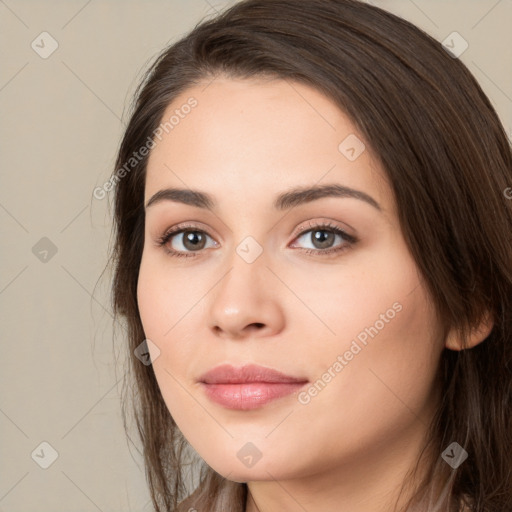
[{"xmin": 444, "ymin": 311, "xmax": 494, "ymax": 351}]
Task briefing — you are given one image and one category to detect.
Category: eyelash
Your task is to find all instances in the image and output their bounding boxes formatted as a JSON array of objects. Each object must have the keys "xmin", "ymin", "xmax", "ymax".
[{"xmin": 155, "ymin": 221, "xmax": 358, "ymax": 259}]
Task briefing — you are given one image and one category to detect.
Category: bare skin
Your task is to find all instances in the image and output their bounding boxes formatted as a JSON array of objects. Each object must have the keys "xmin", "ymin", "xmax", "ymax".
[{"xmin": 137, "ymin": 76, "xmax": 492, "ymax": 512}]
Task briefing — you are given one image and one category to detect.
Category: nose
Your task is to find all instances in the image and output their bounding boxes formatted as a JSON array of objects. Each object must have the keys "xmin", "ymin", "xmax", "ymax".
[{"xmin": 207, "ymin": 253, "xmax": 285, "ymax": 340}]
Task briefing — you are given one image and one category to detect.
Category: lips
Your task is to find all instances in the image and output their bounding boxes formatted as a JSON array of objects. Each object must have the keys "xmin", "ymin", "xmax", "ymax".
[{"xmin": 198, "ymin": 364, "xmax": 308, "ymax": 410}]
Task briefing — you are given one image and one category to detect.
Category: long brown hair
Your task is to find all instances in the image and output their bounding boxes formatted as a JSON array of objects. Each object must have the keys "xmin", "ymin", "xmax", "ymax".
[{"xmin": 107, "ymin": 1, "xmax": 512, "ymax": 510}]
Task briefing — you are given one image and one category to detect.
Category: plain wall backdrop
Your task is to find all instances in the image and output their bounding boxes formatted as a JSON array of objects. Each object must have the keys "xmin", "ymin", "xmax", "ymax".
[{"xmin": 1, "ymin": 1, "xmax": 511, "ymax": 511}]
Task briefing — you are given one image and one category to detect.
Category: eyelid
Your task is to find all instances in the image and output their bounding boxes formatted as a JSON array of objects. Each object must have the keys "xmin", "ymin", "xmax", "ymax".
[
  {"xmin": 289, "ymin": 218, "xmax": 356, "ymax": 242},
  {"xmin": 156, "ymin": 221, "xmax": 220, "ymax": 244}
]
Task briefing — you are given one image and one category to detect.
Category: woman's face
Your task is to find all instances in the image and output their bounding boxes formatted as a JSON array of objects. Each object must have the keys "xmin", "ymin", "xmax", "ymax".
[{"xmin": 137, "ymin": 77, "xmax": 445, "ymax": 484}]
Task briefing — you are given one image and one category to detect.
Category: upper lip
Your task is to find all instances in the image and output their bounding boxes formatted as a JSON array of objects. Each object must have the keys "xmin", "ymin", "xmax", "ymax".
[{"xmin": 198, "ymin": 364, "xmax": 308, "ymax": 384}]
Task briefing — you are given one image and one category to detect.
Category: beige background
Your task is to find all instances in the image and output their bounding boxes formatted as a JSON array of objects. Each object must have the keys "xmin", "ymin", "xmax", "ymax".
[{"xmin": 0, "ymin": 1, "xmax": 510, "ymax": 511}]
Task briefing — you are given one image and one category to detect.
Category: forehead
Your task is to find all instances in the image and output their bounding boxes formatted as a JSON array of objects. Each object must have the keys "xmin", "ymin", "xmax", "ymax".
[{"xmin": 144, "ymin": 77, "xmax": 392, "ymax": 214}]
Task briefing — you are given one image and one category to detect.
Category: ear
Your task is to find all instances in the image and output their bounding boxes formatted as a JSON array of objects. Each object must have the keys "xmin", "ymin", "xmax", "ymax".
[{"xmin": 445, "ymin": 311, "xmax": 494, "ymax": 351}]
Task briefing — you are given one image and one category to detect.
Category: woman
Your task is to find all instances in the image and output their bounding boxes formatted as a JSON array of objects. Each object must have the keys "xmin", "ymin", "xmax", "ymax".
[{"xmin": 108, "ymin": 0, "xmax": 512, "ymax": 510}]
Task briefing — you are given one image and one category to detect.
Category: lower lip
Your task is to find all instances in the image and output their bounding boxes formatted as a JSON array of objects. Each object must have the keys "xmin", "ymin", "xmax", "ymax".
[{"xmin": 200, "ymin": 382, "xmax": 307, "ymax": 410}]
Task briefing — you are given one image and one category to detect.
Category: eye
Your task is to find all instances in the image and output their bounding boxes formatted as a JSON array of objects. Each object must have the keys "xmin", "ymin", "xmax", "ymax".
[
  {"xmin": 155, "ymin": 223, "xmax": 217, "ymax": 258},
  {"xmin": 290, "ymin": 221, "xmax": 357, "ymax": 257}
]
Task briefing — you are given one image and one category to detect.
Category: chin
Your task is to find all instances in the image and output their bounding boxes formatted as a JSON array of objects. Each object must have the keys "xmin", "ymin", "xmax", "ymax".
[{"xmin": 202, "ymin": 451, "xmax": 296, "ymax": 484}]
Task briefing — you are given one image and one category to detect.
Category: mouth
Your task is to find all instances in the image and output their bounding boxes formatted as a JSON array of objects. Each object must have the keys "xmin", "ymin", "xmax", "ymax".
[{"xmin": 198, "ymin": 364, "xmax": 309, "ymax": 410}]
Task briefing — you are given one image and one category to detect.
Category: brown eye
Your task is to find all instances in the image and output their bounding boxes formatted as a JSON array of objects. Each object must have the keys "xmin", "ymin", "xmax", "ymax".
[
  {"xmin": 179, "ymin": 231, "xmax": 208, "ymax": 251},
  {"xmin": 156, "ymin": 226, "xmax": 217, "ymax": 258},
  {"xmin": 166, "ymin": 230, "xmax": 214, "ymax": 253}
]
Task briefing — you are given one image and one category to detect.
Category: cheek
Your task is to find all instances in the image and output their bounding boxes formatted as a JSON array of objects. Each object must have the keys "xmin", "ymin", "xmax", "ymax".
[
  {"xmin": 137, "ymin": 254, "xmax": 198, "ymax": 339},
  {"xmin": 308, "ymin": 276, "xmax": 441, "ymax": 427},
  {"xmin": 136, "ymin": 255, "xmax": 207, "ymax": 380},
  {"xmin": 286, "ymin": 284, "xmax": 442, "ymax": 476}
]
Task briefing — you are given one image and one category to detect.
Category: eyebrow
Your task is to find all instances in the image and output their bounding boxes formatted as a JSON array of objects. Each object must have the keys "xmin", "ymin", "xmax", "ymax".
[{"xmin": 145, "ymin": 183, "xmax": 381, "ymax": 211}]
